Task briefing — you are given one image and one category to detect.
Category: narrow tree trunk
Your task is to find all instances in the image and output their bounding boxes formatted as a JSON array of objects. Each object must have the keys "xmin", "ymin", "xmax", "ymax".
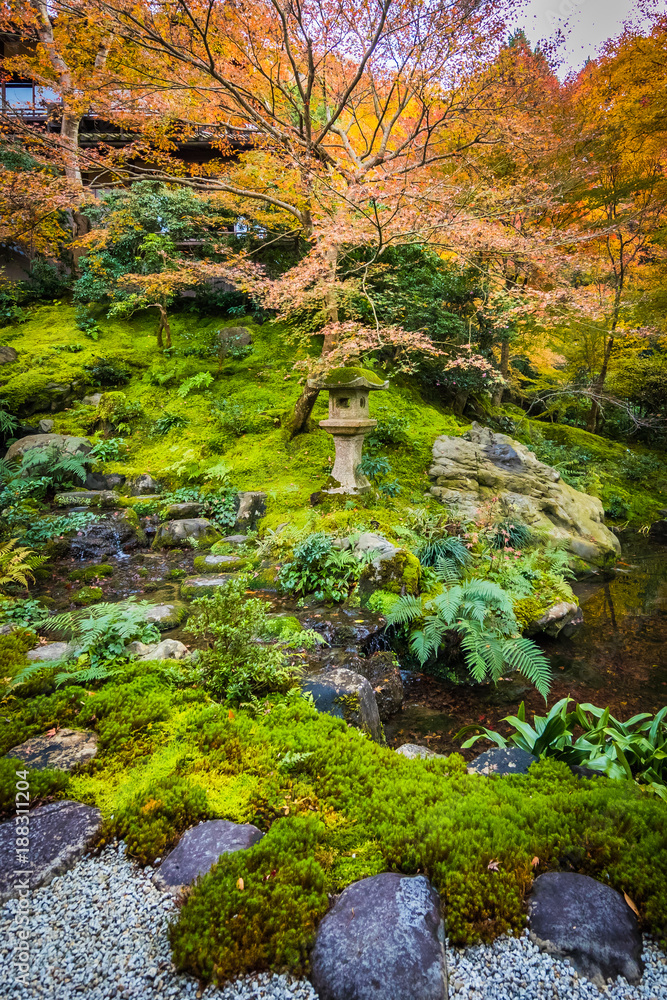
[
  {"xmin": 586, "ymin": 333, "xmax": 615, "ymax": 433},
  {"xmin": 148, "ymin": 304, "xmax": 171, "ymax": 349},
  {"xmin": 453, "ymin": 390, "xmax": 469, "ymax": 416},
  {"xmin": 492, "ymin": 339, "xmax": 510, "ymax": 406},
  {"xmin": 287, "ymin": 384, "xmax": 321, "ymax": 438}
]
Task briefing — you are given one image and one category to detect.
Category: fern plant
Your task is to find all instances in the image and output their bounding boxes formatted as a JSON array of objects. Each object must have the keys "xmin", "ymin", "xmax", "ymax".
[
  {"xmin": 387, "ymin": 580, "xmax": 551, "ymax": 699},
  {"xmin": 11, "ymin": 598, "xmax": 161, "ymax": 688},
  {"xmin": 17, "ymin": 444, "xmax": 89, "ymax": 493},
  {"xmin": 0, "ymin": 539, "xmax": 45, "ymax": 592}
]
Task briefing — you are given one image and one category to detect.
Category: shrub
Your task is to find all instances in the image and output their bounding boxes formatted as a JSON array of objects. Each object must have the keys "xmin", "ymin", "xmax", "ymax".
[
  {"xmin": 112, "ymin": 775, "xmax": 209, "ymax": 865},
  {"xmin": 83, "ymin": 358, "xmax": 131, "ymax": 387},
  {"xmin": 186, "ymin": 576, "xmax": 298, "ymax": 701},
  {"xmin": 169, "ymin": 815, "xmax": 328, "ymax": 983},
  {"xmin": 278, "ymin": 532, "xmax": 373, "ymax": 603}
]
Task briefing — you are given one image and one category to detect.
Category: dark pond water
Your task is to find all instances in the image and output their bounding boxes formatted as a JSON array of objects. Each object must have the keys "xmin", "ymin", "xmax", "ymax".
[{"xmin": 385, "ymin": 534, "xmax": 667, "ymax": 760}]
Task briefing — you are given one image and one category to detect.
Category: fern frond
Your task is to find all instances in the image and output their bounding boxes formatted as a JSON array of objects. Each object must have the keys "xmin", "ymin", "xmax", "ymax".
[
  {"xmin": 434, "ymin": 557, "xmax": 460, "ymax": 584},
  {"xmin": 386, "ymin": 594, "xmax": 423, "ymax": 627},
  {"xmin": 503, "ymin": 636, "xmax": 552, "ymax": 701},
  {"xmin": 11, "ymin": 658, "xmax": 60, "ymax": 687}
]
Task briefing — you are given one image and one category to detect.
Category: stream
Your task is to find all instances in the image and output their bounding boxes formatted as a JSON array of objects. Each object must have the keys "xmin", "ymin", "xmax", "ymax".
[{"xmin": 385, "ymin": 534, "xmax": 667, "ymax": 759}]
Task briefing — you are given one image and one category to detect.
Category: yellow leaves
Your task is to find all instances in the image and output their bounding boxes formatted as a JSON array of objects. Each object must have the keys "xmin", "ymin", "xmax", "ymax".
[
  {"xmin": 236, "ymin": 877, "xmax": 244, "ymax": 891},
  {"xmin": 624, "ymin": 892, "xmax": 639, "ymax": 917}
]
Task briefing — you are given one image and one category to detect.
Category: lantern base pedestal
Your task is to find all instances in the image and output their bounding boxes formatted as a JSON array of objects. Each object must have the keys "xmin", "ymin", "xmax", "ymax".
[{"xmin": 319, "ymin": 421, "xmax": 375, "ymax": 495}]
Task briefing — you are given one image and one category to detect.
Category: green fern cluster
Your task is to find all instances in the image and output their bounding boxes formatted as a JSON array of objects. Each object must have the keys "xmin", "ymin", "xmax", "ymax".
[{"xmin": 387, "ymin": 579, "xmax": 551, "ymax": 699}]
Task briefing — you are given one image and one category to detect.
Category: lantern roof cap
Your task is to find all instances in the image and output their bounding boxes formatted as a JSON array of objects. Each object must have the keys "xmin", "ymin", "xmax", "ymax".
[{"xmin": 309, "ymin": 367, "xmax": 388, "ymax": 390}]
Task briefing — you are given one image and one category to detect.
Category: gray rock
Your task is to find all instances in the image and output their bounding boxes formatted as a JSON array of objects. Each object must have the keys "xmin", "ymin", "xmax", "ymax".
[
  {"xmin": 5, "ymin": 433, "xmax": 91, "ymax": 464},
  {"xmin": 38, "ymin": 418, "xmax": 54, "ymax": 433},
  {"xmin": 0, "ymin": 345, "xmax": 18, "ymax": 365},
  {"xmin": 648, "ymin": 518, "xmax": 667, "ymax": 543},
  {"xmin": 82, "ymin": 393, "xmax": 103, "ymax": 406},
  {"xmin": 193, "ymin": 553, "xmax": 247, "ymax": 573},
  {"xmin": 54, "ymin": 490, "xmax": 116, "ymax": 508},
  {"xmin": 85, "ymin": 471, "xmax": 125, "ymax": 491},
  {"xmin": 528, "ymin": 872, "xmax": 644, "ymax": 986},
  {"xmin": 526, "ymin": 601, "xmax": 584, "ymax": 638},
  {"xmin": 302, "ymin": 667, "xmax": 383, "ymax": 742},
  {"xmin": 218, "ymin": 326, "xmax": 252, "ymax": 358},
  {"xmin": 4, "ymin": 729, "xmax": 98, "ymax": 771},
  {"xmin": 181, "ymin": 575, "xmax": 234, "ymax": 599},
  {"xmin": 352, "ymin": 532, "xmax": 398, "ymax": 561},
  {"xmin": 152, "ymin": 518, "xmax": 221, "ymax": 549},
  {"xmin": 26, "ymin": 641, "xmax": 76, "ymax": 662},
  {"xmin": 310, "ymin": 873, "xmax": 448, "ymax": 1000},
  {"xmin": 340, "ymin": 651, "xmax": 403, "ymax": 720},
  {"xmin": 128, "ymin": 473, "xmax": 161, "ymax": 496},
  {"xmin": 223, "ymin": 534, "xmax": 248, "ymax": 544},
  {"xmin": 142, "ymin": 603, "xmax": 187, "ymax": 631},
  {"xmin": 467, "ymin": 748, "xmax": 536, "ymax": 775},
  {"xmin": 128, "ymin": 638, "xmax": 190, "ymax": 661},
  {"xmin": 156, "ymin": 819, "xmax": 263, "ymax": 889},
  {"xmin": 165, "ymin": 502, "xmax": 204, "ymax": 519},
  {"xmin": 234, "ymin": 491, "xmax": 266, "ymax": 530},
  {"xmin": 428, "ymin": 423, "xmax": 621, "ymax": 570},
  {"xmin": 395, "ymin": 744, "xmax": 444, "ymax": 760},
  {"xmin": 0, "ymin": 800, "xmax": 102, "ymax": 903}
]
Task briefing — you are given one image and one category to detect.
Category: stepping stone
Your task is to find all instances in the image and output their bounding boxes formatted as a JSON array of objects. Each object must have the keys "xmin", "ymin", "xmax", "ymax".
[
  {"xmin": 467, "ymin": 748, "xmax": 536, "ymax": 775},
  {"xmin": 156, "ymin": 820, "xmax": 263, "ymax": 890},
  {"xmin": 0, "ymin": 800, "xmax": 102, "ymax": 903},
  {"xmin": 222, "ymin": 534, "xmax": 247, "ymax": 545},
  {"xmin": 395, "ymin": 744, "xmax": 444, "ymax": 760},
  {"xmin": 528, "ymin": 872, "xmax": 644, "ymax": 986},
  {"xmin": 302, "ymin": 668, "xmax": 383, "ymax": 742},
  {"xmin": 143, "ymin": 603, "xmax": 187, "ymax": 630},
  {"xmin": 193, "ymin": 554, "xmax": 248, "ymax": 574},
  {"xmin": 27, "ymin": 642, "xmax": 77, "ymax": 662},
  {"xmin": 180, "ymin": 575, "xmax": 234, "ymax": 599},
  {"xmin": 311, "ymin": 873, "xmax": 448, "ymax": 1000},
  {"xmin": 5, "ymin": 729, "xmax": 98, "ymax": 771},
  {"xmin": 127, "ymin": 638, "xmax": 190, "ymax": 660}
]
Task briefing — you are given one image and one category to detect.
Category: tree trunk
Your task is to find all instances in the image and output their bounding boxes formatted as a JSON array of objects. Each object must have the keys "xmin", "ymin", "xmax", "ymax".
[
  {"xmin": 492, "ymin": 339, "xmax": 510, "ymax": 406},
  {"xmin": 586, "ymin": 334, "xmax": 615, "ymax": 434},
  {"xmin": 287, "ymin": 384, "xmax": 321, "ymax": 438},
  {"xmin": 453, "ymin": 390, "xmax": 469, "ymax": 416},
  {"xmin": 148, "ymin": 304, "xmax": 172, "ymax": 349}
]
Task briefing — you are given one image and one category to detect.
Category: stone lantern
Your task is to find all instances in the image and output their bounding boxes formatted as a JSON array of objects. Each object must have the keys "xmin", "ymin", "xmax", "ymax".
[{"xmin": 310, "ymin": 367, "xmax": 388, "ymax": 494}]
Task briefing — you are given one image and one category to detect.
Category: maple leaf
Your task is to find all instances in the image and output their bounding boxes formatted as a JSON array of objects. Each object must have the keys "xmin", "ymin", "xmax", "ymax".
[{"xmin": 487, "ymin": 860, "xmax": 500, "ymax": 871}]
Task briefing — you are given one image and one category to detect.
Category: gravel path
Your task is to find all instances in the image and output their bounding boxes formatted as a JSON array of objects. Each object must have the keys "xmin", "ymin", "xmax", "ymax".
[
  {"xmin": 448, "ymin": 933, "xmax": 667, "ymax": 1000},
  {"xmin": 1, "ymin": 843, "xmax": 666, "ymax": 1000}
]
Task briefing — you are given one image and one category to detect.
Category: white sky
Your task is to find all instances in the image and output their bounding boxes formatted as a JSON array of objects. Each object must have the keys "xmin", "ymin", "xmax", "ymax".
[{"xmin": 517, "ymin": 0, "xmax": 648, "ymax": 75}]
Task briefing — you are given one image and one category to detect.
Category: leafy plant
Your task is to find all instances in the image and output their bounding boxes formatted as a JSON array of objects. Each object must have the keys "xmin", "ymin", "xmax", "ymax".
[
  {"xmin": 213, "ymin": 398, "xmax": 256, "ymax": 437},
  {"xmin": 11, "ymin": 598, "xmax": 161, "ymax": 688},
  {"xmin": 387, "ymin": 580, "xmax": 551, "ymax": 699},
  {"xmin": 186, "ymin": 576, "xmax": 299, "ymax": 701},
  {"xmin": 83, "ymin": 358, "xmax": 131, "ymax": 387},
  {"xmin": 153, "ymin": 412, "xmax": 189, "ymax": 435},
  {"xmin": 17, "ymin": 445, "xmax": 89, "ymax": 493},
  {"xmin": 0, "ymin": 539, "xmax": 45, "ymax": 592},
  {"xmin": 418, "ymin": 534, "xmax": 471, "ymax": 577},
  {"xmin": 177, "ymin": 371, "xmax": 214, "ymax": 398},
  {"xmin": 0, "ymin": 401, "xmax": 18, "ymax": 436},
  {"xmin": 458, "ymin": 699, "xmax": 667, "ymax": 798},
  {"xmin": 279, "ymin": 533, "xmax": 374, "ymax": 603},
  {"xmin": 490, "ymin": 520, "xmax": 531, "ymax": 550},
  {"xmin": 21, "ymin": 512, "xmax": 98, "ymax": 547},
  {"xmin": 0, "ymin": 597, "xmax": 48, "ymax": 629},
  {"xmin": 89, "ymin": 437, "xmax": 125, "ymax": 463}
]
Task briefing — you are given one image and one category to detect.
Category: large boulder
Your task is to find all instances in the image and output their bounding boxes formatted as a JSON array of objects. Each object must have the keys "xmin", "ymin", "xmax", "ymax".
[
  {"xmin": 648, "ymin": 519, "xmax": 667, "ymax": 543},
  {"xmin": 302, "ymin": 667, "xmax": 383, "ymax": 742},
  {"xmin": 428, "ymin": 424, "xmax": 621, "ymax": 570},
  {"xmin": 4, "ymin": 729, "xmax": 98, "ymax": 771},
  {"xmin": 525, "ymin": 601, "xmax": 584, "ymax": 638},
  {"xmin": 63, "ymin": 510, "xmax": 145, "ymax": 560},
  {"xmin": 528, "ymin": 872, "xmax": 644, "ymax": 986},
  {"xmin": 5, "ymin": 433, "xmax": 91, "ymax": 464},
  {"xmin": 310, "ymin": 873, "xmax": 448, "ymax": 1000},
  {"xmin": 153, "ymin": 518, "xmax": 221, "ymax": 549},
  {"xmin": 234, "ymin": 491, "xmax": 267, "ymax": 531},
  {"xmin": 350, "ymin": 533, "xmax": 421, "ymax": 597},
  {"xmin": 85, "ymin": 471, "xmax": 125, "ymax": 491},
  {"xmin": 127, "ymin": 473, "xmax": 161, "ymax": 496},
  {"xmin": 156, "ymin": 819, "xmax": 263, "ymax": 890},
  {"xmin": 0, "ymin": 800, "xmax": 102, "ymax": 903},
  {"xmin": 218, "ymin": 326, "xmax": 252, "ymax": 358}
]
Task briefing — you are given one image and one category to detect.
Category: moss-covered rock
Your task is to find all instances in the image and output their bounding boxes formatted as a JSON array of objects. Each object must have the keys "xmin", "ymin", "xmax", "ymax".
[
  {"xmin": 193, "ymin": 554, "xmax": 248, "ymax": 574},
  {"xmin": 68, "ymin": 564, "xmax": 114, "ymax": 583},
  {"xmin": 359, "ymin": 548, "xmax": 422, "ymax": 598},
  {"xmin": 72, "ymin": 586, "xmax": 103, "ymax": 606},
  {"xmin": 248, "ymin": 565, "xmax": 280, "ymax": 591},
  {"xmin": 144, "ymin": 602, "xmax": 188, "ymax": 630},
  {"xmin": 322, "ymin": 367, "xmax": 386, "ymax": 386},
  {"xmin": 153, "ymin": 519, "xmax": 222, "ymax": 550},
  {"xmin": 181, "ymin": 575, "xmax": 235, "ymax": 600}
]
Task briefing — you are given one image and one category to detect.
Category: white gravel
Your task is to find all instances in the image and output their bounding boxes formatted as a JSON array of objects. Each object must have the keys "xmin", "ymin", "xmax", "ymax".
[
  {"xmin": 1, "ymin": 843, "xmax": 666, "ymax": 1000},
  {"xmin": 0, "ymin": 842, "xmax": 318, "ymax": 1000},
  {"xmin": 448, "ymin": 931, "xmax": 667, "ymax": 1000}
]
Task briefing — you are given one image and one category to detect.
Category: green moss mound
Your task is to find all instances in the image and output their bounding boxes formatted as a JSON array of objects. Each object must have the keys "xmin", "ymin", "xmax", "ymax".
[
  {"xmin": 68, "ymin": 564, "xmax": 114, "ymax": 583},
  {"xmin": 169, "ymin": 815, "xmax": 328, "ymax": 983},
  {"xmin": 111, "ymin": 775, "xmax": 210, "ymax": 865},
  {"xmin": 322, "ymin": 366, "xmax": 385, "ymax": 386},
  {"xmin": 0, "ymin": 756, "xmax": 70, "ymax": 820},
  {"xmin": 73, "ymin": 586, "xmax": 104, "ymax": 606}
]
